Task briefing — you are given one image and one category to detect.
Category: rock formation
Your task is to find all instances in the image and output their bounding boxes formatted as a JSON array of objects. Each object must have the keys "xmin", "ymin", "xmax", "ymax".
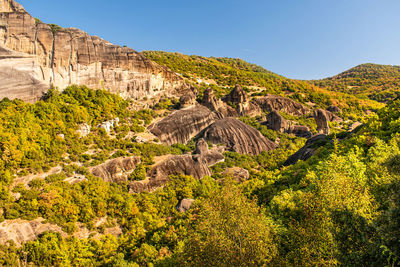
[
  {"xmin": 148, "ymin": 104, "xmax": 218, "ymax": 145},
  {"xmin": 76, "ymin": 123, "xmax": 91, "ymax": 137},
  {"xmin": 203, "ymin": 118, "xmax": 277, "ymax": 155},
  {"xmin": 222, "ymin": 167, "xmax": 250, "ymax": 182},
  {"xmin": 176, "ymin": 199, "xmax": 195, "ymax": 212},
  {"xmin": 201, "ymin": 87, "xmax": 235, "ymax": 118},
  {"xmin": 266, "ymin": 110, "xmax": 311, "ymax": 138},
  {"xmin": 327, "ymin": 105, "xmax": 342, "ymax": 114},
  {"xmin": 0, "ymin": 0, "xmax": 188, "ymax": 102},
  {"xmin": 255, "ymin": 95, "xmax": 310, "ymax": 116},
  {"xmin": 90, "ymin": 156, "xmax": 141, "ymax": 183},
  {"xmin": 314, "ymin": 109, "xmax": 330, "ymax": 134},
  {"xmin": 179, "ymin": 90, "xmax": 197, "ymax": 108},
  {"xmin": 129, "ymin": 139, "xmax": 224, "ymax": 193},
  {"xmin": 0, "ymin": 217, "xmax": 67, "ymax": 247},
  {"xmin": 98, "ymin": 118, "xmax": 119, "ymax": 135},
  {"xmin": 222, "ymin": 85, "xmax": 261, "ymax": 117},
  {"xmin": 284, "ymin": 134, "xmax": 328, "ymax": 166},
  {"xmin": 266, "ymin": 110, "xmax": 289, "ymax": 133}
]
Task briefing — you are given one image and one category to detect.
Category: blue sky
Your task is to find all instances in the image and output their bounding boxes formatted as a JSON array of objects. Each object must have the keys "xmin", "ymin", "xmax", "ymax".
[{"xmin": 18, "ymin": 0, "xmax": 400, "ymax": 79}]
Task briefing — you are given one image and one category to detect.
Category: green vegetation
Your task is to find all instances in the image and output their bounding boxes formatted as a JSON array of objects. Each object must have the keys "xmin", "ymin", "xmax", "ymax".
[
  {"xmin": 312, "ymin": 63, "xmax": 400, "ymax": 102},
  {"xmin": 1, "ymin": 79, "xmax": 400, "ymax": 265},
  {"xmin": 144, "ymin": 51, "xmax": 383, "ymax": 115}
]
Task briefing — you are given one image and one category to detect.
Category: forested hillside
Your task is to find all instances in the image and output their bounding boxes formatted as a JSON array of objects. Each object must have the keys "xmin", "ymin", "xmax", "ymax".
[
  {"xmin": 312, "ymin": 63, "xmax": 400, "ymax": 102},
  {"xmin": 143, "ymin": 51, "xmax": 383, "ymax": 116},
  {"xmin": 0, "ymin": 82, "xmax": 400, "ymax": 265}
]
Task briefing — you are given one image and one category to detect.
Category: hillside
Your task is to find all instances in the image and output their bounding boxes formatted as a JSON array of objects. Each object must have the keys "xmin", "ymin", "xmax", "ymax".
[
  {"xmin": 143, "ymin": 51, "xmax": 383, "ymax": 115},
  {"xmin": 312, "ymin": 63, "xmax": 400, "ymax": 102}
]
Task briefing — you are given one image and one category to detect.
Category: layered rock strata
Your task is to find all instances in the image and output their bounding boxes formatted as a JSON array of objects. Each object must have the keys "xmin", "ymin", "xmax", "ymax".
[
  {"xmin": 203, "ymin": 118, "xmax": 277, "ymax": 155},
  {"xmin": 90, "ymin": 156, "xmax": 141, "ymax": 183},
  {"xmin": 148, "ymin": 104, "xmax": 218, "ymax": 145},
  {"xmin": 0, "ymin": 0, "xmax": 188, "ymax": 102}
]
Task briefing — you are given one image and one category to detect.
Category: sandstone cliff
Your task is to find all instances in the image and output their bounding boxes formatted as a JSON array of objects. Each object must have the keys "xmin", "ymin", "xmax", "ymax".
[{"xmin": 0, "ymin": 0, "xmax": 188, "ymax": 102}]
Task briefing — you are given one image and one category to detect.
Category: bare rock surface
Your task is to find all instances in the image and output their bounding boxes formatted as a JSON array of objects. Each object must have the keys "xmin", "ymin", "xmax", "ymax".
[
  {"xmin": 222, "ymin": 167, "xmax": 250, "ymax": 182},
  {"xmin": 0, "ymin": 218, "xmax": 67, "ymax": 247},
  {"xmin": 203, "ymin": 118, "xmax": 277, "ymax": 155},
  {"xmin": 284, "ymin": 134, "xmax": 328, "ymax": 166},
  {"xmin": 201, "ymin": 87, "xmax": 236, "ymax": 118},
  {"xmin": 255, "ymin": 95, "xmax": 310, "ymax": 116},
  {"xmin": 176, "ymin": 199, "xmax": 195, "ymax": 212},
  {"xmin": 0, "ymin": 0, "xmax": 188, "ymax": 102},
  {"xmin": 314, "ymin": 109, "xmax": 330, "ymax": 134},
  {"xmin": 90, "ymin": 156, "xmax": 141, "ymax": 183},
  {"xmin": 266, "ymin": 110, "xmax": 311, "ymax": 138},
  {"xmin": 76, "ymin": 123, "xmax": 91, "ymax": 137},
  {"xmin": 148, "ymin": 104, "xmax": 218, "ymax": 145},
  {"xmin": 222, "ymin": 85, "xmax": 261, "ymax": 117},
  {"xmin": 129, "ymin": 139, "xmax": 224, "ymax": 193}
]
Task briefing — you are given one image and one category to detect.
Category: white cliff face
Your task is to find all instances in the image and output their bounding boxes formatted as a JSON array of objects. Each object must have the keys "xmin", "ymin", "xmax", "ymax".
[{"xmin": 0, "ymin": 0, "xmax": 189, "ymax": 103}]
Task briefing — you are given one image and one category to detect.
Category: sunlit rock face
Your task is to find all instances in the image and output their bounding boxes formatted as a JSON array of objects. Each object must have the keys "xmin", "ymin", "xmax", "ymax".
[
  {"xmin": 203, "ymin": 117, "xmax": 277, "ymax": 155},
  {"xmin": 0, "ymin": 0, "xmax": 188, "ymax": 102}
]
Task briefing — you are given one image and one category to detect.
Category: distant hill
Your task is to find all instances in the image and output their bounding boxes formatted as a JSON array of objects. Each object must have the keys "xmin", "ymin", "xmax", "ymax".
[
  {"xmin": 311, "ymin": 63, "xmax": 400, "ymax": 102},
  {"xmin": 143, "ymin": 51, "xmax": 382, "ymax": 113}
]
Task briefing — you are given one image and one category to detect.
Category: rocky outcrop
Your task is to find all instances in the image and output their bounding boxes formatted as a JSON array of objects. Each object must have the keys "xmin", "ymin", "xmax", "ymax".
[
  {"xmin": 148, "ymin": 104, "xmax": 218, "ymax": 145},
  {"xmin": 266, "ymin": 110, "xmax": 311, "ymax": 138},
  {"xmin": 176, "ymin": 199, "xmax": 195, "ymax": 212},
  {"xmin": 98, "ymin": 118, "xmax": 119, "ymax": 135},
  {"xmin": 0, "ymin": 0, "xmax": 188, "ymax": 102},
  {"xmin": 203, "ymin": 118, "xmax": 277, "ymax": 155},
  {"xmin": 222, "ymin": 167, "xmax": 250, "ymax": 182},
  {"xmin": 327, "ymin": 105, "xmax": 342, "ymax": 114},
  {"xmin": 179, "ymin": 90, "xmax": 197, "ymax": 108},
  {"xmin": 267, "ymin": 110, "xmax": 289, "ymax": 133},
  {"xmin": 325, "ymin": 110, "xmax": 343, "ymax": 122},
  {"xmin": 314, "ymin": 109, "xmax": 330, "ymax": 134},
  {"xmin": 0, "ymin": 218, "xmax": 67, "ymax": 247},
  {"xmin": 90, "ymin": 156, "xmax": 141, "ymax": 183},
  {"xmin": 255, "ymin": 95, "xmax": 310, "ymax": 116},
  {"xmin": 201, "ymin": 87, "xmax": 236, "ymax": 118},
  {"xmin": 284, "ymin": 134, "xmax": 328, "ymax": 166},
  {"xmin": 129, "ymin": 139, "xmax": 224, "ymax": 193},
  {"xmin": 222, "ymin": 85, "xmax": 261, "ymax": 117},
  {"xmin": 76, "ymin": 123, "xmax": 91, "ymax": 137}
]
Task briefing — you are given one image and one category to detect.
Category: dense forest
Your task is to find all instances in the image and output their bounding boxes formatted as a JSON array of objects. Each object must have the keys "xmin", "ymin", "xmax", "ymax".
[
  {"xmin": 1, "ymin": 82, "xmax": 400, "ymax": 266},
  {"xmin": 312, "ymin": 63, "xmax": 400, "ymax": 102}
]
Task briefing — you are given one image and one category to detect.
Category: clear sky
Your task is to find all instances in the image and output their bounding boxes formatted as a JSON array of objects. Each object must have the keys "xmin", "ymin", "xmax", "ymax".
[{"xmin": 17, "ymin": 0, "xmax": 400, "ymax": 80}]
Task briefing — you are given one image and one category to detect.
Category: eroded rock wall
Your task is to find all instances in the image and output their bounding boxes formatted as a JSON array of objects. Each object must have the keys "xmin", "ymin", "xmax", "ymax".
[{"xmin": 0, "ymin": 0, "xmax": 188, "ymax": 102}]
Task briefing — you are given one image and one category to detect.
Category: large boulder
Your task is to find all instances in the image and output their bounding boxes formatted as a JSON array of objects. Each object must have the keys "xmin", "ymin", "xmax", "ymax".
[
  {"xmin": 255, "ymin": 95, "xmax": 310, "ymax": 116},
  {"xmin": 176, "ymin": 199, "xmax": 195, "ymax": 212},
  {"xmin": 266, "ymin": 110, "xmax": 311, "ymax": 138},
  {"xmin": 314, "ymin": 109, "xmax": 330, "ymax": 134},
  {"xmin": 222, "ymin": 167, "xmax": 250, "ymax": 182},
  {"xmin": 284, "ymin": 134, "xmax": 328, "ymax": 166},
  {"xmin": 90, "ymin": 156, "xmax": 141, "ymax": 183},
  {"xmin": 129, "ymin": 139, "xmax": 224, "ymax": 193},
  {"xmin": 203, "ymin": 118, "xmax": 277, "ymax": 155},
  {"xmin": 266, "ymin": 110, "xmax": 289, "ymax": 132},
  {"xmin": 148, "ymin": 104, "xmax": 218, "ymax": 145}
]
